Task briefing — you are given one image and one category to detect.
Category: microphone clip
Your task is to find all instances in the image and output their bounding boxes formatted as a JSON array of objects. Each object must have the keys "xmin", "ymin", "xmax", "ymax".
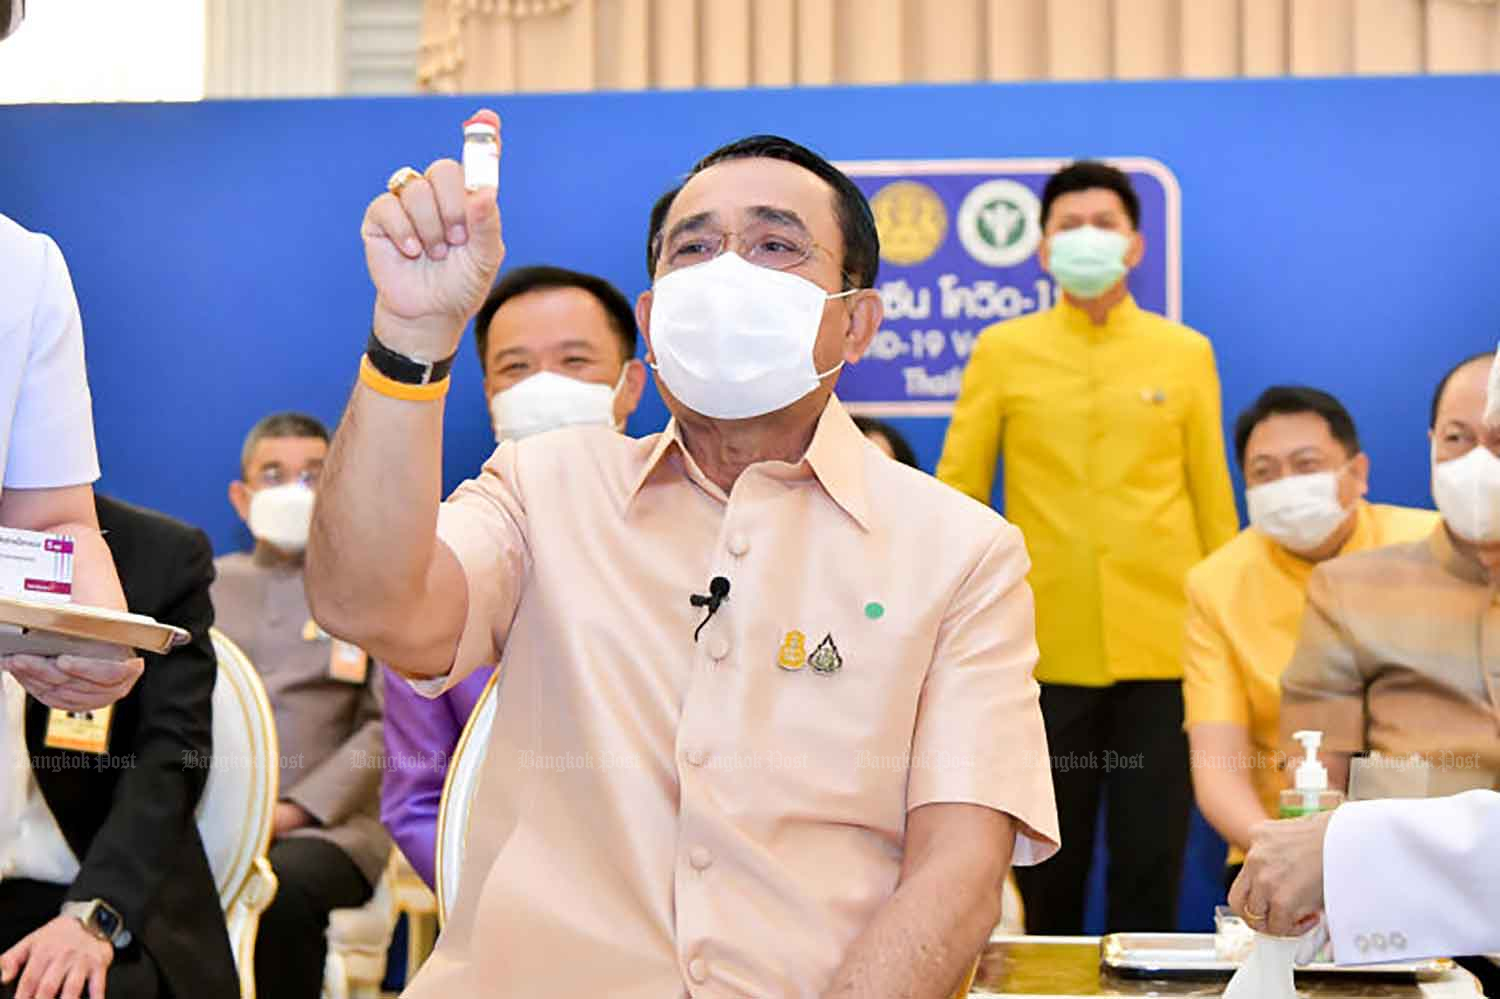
[{"xmin": 690, "ymin": 576, "xmax": 731, "ymax": 641}]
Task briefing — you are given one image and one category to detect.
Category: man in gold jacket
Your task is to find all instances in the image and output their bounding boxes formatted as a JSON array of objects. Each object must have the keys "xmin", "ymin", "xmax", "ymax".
[
  {"xmin": 937, "ymin": 161, "xmax": 1237, "ymax": 933},
  {"xmin": 1182, "ymin": 386, "xmax": 1436, "ymax": 891}
]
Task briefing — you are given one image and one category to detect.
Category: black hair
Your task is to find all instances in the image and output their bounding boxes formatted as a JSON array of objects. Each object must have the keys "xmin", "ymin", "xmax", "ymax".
[
  {"xmin": 1232, "ymin": 386, "xmax": 1360, "ymax": 468},
  {"xmin": 241, "ymin": 411, "xmax": 328, "ymax": 474},
  {"xmin": 853, "ymin": 416, "xmax": 919, "ymax": 469},
  {"xmin": 1040, "ymin": 161, "xmax": 1141, "ymax": 231},
  {"xmin": 645, "ymin": 186, "xmax": 678, "ymax": 281},
  {"xmin": 1430, "ymin": 352, "xmax": 1496, "ymax": 428},
  {"xmin": 472, "ymin": 265, "xmax": 639, "ymax": 371},
  {"xmin": 645, "ymin": 134, "xmax": 880, "ymax": 290}
]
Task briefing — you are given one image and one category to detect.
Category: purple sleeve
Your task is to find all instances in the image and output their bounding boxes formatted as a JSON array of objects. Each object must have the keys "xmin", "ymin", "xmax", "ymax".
[{"xmin": 380, "ymin": 664, "xmax": 494, "ymax": 888}]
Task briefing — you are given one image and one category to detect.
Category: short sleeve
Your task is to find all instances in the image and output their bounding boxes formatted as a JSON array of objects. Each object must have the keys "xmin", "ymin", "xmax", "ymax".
[
  {"xmin": 1279, "ymin": 566, "xmax": 1367, "ymax": 755},
  {"xmin": 907, "ymin": 522, "xmax": 1060, "ymax": 866},
  {"xmin": 1181, "ymin": 570, "xmax": 1250, "ymax": 728},
  {"xmin": 6, "ymin": 232, "xmax": 99, "ymax": 489},
  {"xmin": 425, "ymin": 443, "xmax": 531, "ymax": 694}
]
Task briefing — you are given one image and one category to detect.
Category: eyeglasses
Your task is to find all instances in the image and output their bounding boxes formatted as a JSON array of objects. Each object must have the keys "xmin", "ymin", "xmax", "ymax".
[
  {"xmin": 252, "ymin": 467, "xmax": 321, "ymax": 489},
  {"xmin": 655, "ymin": 221, "xmax": 838, "ymax": 278}
]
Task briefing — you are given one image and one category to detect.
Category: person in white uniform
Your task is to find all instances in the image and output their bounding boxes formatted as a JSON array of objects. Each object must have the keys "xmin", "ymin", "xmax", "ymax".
[
  {"xmin": 0, "ymin": 211, "xmax": 141, "ymax": 710},
  {"xmin": 1231, "ymin": 791, "xmax": 1500, "ymax": 962}
]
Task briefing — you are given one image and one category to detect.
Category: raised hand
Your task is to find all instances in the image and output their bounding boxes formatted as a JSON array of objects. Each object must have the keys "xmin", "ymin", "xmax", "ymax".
[{"xmin": 361, "ymin": 110, "xmax": 506, "ymax": 362}]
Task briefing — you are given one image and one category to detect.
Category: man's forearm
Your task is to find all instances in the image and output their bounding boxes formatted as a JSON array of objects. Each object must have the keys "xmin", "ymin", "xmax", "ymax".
[
  {"xmin": 305, "ymin": 381, "xmax": 462, "ymax": 672},
  {"xmin": 823, "ymin": 817, "xmax": 1012, "ymax": 999},
  {"xmin": 1194, "ymin": 769, "xmax": 1271, "ymax": 854},
  {"xmin": 58, "ymin": 525, "xmax": 127, "ymax": 611}
]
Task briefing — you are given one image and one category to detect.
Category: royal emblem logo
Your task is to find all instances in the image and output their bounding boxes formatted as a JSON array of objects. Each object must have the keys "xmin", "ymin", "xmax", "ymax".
[
  {"xmin": 870, "ymin": 180, "xmax": 948, "ymax": 266},
  {"xmin": 956, "ymin": 179, "xmax": 1042, "ymax": 268}
]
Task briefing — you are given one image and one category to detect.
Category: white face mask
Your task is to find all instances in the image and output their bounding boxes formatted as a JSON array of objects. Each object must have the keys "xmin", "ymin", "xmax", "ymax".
[
  {"xmin": 490, "ymin": 369, "xmax": 624, "ymax": 443},
  {"xmin": 1432, "ymin": 443, "xmax": 1500, "ymax": 542},
  {"xmin": 1246, "ymin": 471, "xmax": 1349, "ymax": 554},
  {"xmin": 648, "ymin": 252, "xmax": 854, "ymax": 420},
  {"xmin": 248, "ymin": 483, "xmax": 316, "ymax": 553}
]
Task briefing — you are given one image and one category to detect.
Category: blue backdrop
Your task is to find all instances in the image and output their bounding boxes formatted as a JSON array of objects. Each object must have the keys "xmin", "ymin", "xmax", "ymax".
[{"xmin": 3, "ymin": 74, "xmax": 1498, "ymax": 935}]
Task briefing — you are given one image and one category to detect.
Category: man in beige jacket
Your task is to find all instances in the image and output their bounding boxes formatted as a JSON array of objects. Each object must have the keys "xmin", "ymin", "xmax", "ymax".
[{"xmin": 213, "ymin": 411, "xmax": 390, "ymax": 999}]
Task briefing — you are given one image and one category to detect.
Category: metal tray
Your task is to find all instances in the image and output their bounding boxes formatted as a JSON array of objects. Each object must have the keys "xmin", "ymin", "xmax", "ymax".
[{"xmin": 1101, "ymin": 933, "xmax": 1453, "ymax": 981}]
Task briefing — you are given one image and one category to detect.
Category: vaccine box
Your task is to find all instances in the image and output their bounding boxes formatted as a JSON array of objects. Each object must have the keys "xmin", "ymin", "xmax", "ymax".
[{"xmin": 0, "ymin": 527, "xmax": 74, "ymax": 603}]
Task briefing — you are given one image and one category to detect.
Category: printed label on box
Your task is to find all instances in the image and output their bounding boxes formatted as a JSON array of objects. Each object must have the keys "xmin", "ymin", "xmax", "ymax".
[{"xmin": 0, "ymin": 527, "xmax": 75, "ymax": 603}]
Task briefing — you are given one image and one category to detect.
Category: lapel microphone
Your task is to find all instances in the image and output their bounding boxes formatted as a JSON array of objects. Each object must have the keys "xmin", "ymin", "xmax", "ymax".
[{"xmin": 690, "ymin": 576, "xmax": 731, "ymax": 641}]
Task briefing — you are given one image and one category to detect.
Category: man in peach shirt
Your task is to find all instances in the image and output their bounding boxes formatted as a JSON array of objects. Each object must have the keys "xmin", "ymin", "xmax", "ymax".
[{"xmin": 307, "ymin": 117, "xmax": 1059, "ymax": 998}]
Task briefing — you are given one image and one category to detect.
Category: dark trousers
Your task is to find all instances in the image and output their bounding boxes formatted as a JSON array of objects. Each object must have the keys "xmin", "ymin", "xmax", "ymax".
[
  {"xmin": 0, "ymin": 880, "xmax": 164, "ymax": 999},
  {"xmin": 254, "ymin": 837, "xmax": 372, "ymax": 999},
  {"xmin": 1013, "ymin": 680, "xmax": 1191, "ymax": 934}
]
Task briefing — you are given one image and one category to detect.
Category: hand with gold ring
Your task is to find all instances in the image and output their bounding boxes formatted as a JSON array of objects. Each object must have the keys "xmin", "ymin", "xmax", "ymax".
[
  {"xmin": 1228, "ymin": 810, "xmax": 1334, "ymax": 938},
  {"xmin": 361, "ymin": 112, "xmax": 506, "ymax": 363}
]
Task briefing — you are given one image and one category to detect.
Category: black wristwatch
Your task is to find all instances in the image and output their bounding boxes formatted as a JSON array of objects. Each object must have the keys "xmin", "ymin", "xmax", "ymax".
[
  {"xmin": 60, "ymin": 899, "xmax": 132, "ymax": 948},
  {"xmin": 366, "ymin": 330, "xmax": 457, "ymax": 385}
]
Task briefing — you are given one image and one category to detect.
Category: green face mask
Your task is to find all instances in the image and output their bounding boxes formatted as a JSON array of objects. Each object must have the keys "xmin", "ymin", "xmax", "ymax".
[{"xmin": 1046, "ymin": 225, "xmax": 1129, "ymax": 299}]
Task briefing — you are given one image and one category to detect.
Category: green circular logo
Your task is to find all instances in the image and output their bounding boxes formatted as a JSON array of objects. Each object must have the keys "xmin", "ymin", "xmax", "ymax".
[{"xmin": 957, "ymin": 179, "xmax": 1042, "ymax": 267}]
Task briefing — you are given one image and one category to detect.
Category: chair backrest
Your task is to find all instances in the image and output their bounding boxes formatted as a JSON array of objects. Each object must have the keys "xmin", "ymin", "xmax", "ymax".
[
  {"xmin": 198, "ymin": 628, "xmax": 279, "ymax": 908},
  {"xmin": 435, "ymin": 668, "xmax": 502, "ymax": 922}
]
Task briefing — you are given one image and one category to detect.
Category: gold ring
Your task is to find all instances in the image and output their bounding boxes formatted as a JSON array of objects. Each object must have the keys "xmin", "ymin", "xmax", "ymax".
[
  {"xmin": 1244, "ymin": 908, "xmax": 1268, "ymax": 926},
  {"xmin": 386, "ymin": 166, "xmax": 423, "ymax": 197}
]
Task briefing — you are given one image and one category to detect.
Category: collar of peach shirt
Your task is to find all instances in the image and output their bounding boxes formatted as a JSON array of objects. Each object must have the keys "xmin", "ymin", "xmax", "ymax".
[
  {"xmin": 1056, "ymin": 290, "xmax": 1141, "ymax": 336},
  {"xmin": 1429, "ymin": 521, "xmax": 1490, "ymax": 586},
  {"xmin": 626, "ymin": 396, "xmax": 873, "ymax": 532}
]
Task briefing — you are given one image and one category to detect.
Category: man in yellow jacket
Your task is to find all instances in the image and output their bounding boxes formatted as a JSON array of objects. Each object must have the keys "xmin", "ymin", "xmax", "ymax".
[
  {"xmin": 1183, "ymin": 386, "xmax": 1436, "ymax": 892},
  {"xmin": 937, "ymin": 161, "xmax": 1238, "ymax": 933}
]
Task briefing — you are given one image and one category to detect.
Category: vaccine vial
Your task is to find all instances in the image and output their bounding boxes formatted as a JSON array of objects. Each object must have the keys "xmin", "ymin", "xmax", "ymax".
[{"xmin": 463, "ymin": 110, "xmax": 500, "ymax": 191}]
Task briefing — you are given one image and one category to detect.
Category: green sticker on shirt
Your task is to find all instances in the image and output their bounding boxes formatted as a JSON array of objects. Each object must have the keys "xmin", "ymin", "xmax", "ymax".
[{"xmin": 864, "ymin": 602, "xmax": 884, "ymax": 620}]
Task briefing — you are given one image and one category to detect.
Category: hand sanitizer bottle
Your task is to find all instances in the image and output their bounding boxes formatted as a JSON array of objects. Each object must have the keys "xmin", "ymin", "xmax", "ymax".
[{"xmin": 1279, "ymin": 730, "xmax": 1346, "ymax": 817}]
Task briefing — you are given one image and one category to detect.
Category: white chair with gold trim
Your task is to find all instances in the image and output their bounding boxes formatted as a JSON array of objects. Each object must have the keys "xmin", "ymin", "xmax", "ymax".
[
  {"xmin": 435, "ymin": 670, "xmax": 502, "ymax": 922},
  {"xmin": 198, "ymin": 628, "xmax": 281, "ymax": 999},
  {"xmin": 390, "ymin": 851, "xmax": 439, "ymax": 982},
  {"xmin": 322, "ymin": 856, "xmax": 398, "ymax": 999}
]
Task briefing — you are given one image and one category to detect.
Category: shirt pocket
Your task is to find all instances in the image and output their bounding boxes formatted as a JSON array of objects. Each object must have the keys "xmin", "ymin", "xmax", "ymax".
[
  {"xmin": 1100, "ymin": 378, "xmax": 1188, "ymax": 490},
  {"xmin": 731, "ymin": 614, "xmax": 932, "ymax": 832}
]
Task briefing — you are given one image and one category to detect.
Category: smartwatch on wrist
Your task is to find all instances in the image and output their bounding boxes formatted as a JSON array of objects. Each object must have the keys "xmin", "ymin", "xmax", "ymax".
[
  {"xmin": 61, "ymin": 899, "xmax": 132, "ymax": 948},
  {"xmin": 366, "ymin": 330, "xmax": 456, "ymax": 386}
]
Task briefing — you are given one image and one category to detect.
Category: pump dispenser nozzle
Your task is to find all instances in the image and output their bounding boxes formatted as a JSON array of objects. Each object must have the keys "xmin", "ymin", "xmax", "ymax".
[{"xmin": 1292, "ymin": 730, "xmax": 1327, "ymax": 791}]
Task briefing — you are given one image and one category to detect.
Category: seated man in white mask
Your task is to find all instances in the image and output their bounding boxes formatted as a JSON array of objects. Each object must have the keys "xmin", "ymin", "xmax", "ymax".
[
  {"xmin": 380, "ymin": 264, "xmax": 646, "ymax": 888},
  {"xmin": 1279, "ymin": 353, "xmax": 1500, "ymax": 802},
  {"xmin": 306, "ymin": 120, "xmax": 1058, "ymax": 997},
  {"xmin": 1183, "ymin": 386, "xmax": 1435, "ymax": 890},
  {"xmin": 479, "ymin": 264, "xmax": 647, "ymax": 443},
  {"xmin": 213, "ymin": 412, "xmax": 390, "ymax": 999}
]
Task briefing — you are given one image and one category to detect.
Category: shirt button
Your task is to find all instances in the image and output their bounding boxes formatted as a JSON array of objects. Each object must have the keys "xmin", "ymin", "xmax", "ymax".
[
  {"xmin": 728, "ymin": 534, "xmax": 749, "ymax": 556},
  {"xmin": 708, "ymin": 636, "xmax": 730, "ymax": 661},
  {"xmin": 688, "ymin": 957, "xmax": 708, "ymax": 983},
  {"xmin": 685, "ymin": 748, "xmax": 706, "ymax": 767},
  {"xmin": 689, "ymin": 846, "xmax": 713, "ymax": 870}
]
